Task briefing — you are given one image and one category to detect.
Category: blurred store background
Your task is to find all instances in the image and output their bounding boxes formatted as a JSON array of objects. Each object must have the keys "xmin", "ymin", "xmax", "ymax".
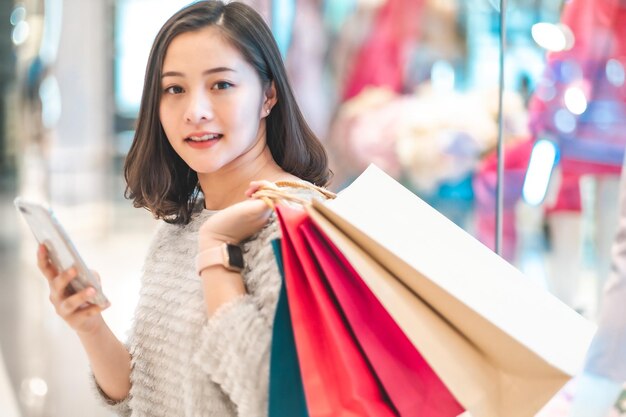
[{"xmin": 0, "ymin": 0, "xmax": 625, "ymax": 416}]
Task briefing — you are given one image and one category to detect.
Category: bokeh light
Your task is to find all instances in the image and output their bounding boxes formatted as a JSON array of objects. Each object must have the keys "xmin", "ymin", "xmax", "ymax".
[
  {"xmin": 536, "ymin": 79, "xmax": 557, "ymax": 102},
  {"xmin": 11, "ymin": 20, "xmax": 30, "ymax": 45},
  {"xmin": 564, "ymin": 86, "xmax": 588, "ymax": 115},
  {"xmin": 531, "ymin": 23, "xmax": 575, "ymax": 52},
  {"xmin": 606, "ymin": 59, "xmax": 625, "ymax": 87},
  {"xmin": 523, "ymin": 139, "xmax": 558, "ymax": 206},
  {"xmin": 431, "ymin": 60, "xmax": 456, "ymax": 92},
  {"xmin": 554, "ymin": 108, "xmax": 577, "ymax": 133},
  {"xmin": 10, "ymin": 6, "xmax": 26, "ymax": 26}
]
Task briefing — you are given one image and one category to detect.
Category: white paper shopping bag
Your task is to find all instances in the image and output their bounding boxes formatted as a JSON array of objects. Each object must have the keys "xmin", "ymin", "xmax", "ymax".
[{"xmin": 308, "ymin": 164, "xmax": 596, "ymax": 417}]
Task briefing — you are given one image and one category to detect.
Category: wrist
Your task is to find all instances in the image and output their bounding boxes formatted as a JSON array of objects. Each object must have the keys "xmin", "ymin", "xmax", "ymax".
[
  {"xmin": 198, "ymin": 236, "xmax": 228, "ymax": 253},
  {"xmin": 76, "ymin": 314, "xmax": 107, "ymax": 338},
  {"xmin": 196, "ymin": 242, "xmax": 245, "ymax": 275}
]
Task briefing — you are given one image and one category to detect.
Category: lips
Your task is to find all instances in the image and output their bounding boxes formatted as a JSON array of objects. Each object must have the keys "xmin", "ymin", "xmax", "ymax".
[
  {"xmin": 185, "ymin": 133, "xmax": 223, "ymax": 142},
  {"xmin": 183, "ymin": 131, "xmax": 223, "ymax": 149}
]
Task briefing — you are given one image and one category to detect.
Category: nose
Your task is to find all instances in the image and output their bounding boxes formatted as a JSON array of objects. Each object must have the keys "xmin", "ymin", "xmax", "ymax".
[{"xmin": 184, "ymin": 90, "xmax": 213, "ymax": 124}]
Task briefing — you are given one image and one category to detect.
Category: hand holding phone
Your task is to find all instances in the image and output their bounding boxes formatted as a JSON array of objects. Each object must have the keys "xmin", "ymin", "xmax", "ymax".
[{"xmin": 15, "ymin": 197, "xmax": 109, "ymax": 307}]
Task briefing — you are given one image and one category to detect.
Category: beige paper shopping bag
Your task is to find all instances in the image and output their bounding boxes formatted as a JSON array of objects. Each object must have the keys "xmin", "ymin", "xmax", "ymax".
[{"xmin": 306, "ymin": 164, "xmax": 596, "ymax": 417}]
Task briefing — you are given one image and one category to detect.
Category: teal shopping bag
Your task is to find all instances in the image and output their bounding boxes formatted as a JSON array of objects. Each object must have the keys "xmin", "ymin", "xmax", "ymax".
[{"xmin": 268, "ymin": 239, "xmax": 309, "ymax": 417}]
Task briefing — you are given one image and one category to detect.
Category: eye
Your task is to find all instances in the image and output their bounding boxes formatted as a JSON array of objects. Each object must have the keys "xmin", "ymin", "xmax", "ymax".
[
  {"xmin": 163, "ymin": 85, "xmax": 184, "ymax": 95},
  {"xmin": 212, "ymin": 81, "xmax": 234, "ymax": 90}
]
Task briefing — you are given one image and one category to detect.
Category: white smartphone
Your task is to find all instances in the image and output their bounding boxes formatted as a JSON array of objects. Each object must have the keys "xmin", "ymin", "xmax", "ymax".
[{"xmin": 14, "ymin": 197, "xmax": 109, "ymax": 307}]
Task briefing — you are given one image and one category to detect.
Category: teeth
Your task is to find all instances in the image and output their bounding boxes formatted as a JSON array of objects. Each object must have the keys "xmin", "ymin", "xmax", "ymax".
[{"xmin": 188, "ymin": 134, "xmax": 221, "ymax": 141}]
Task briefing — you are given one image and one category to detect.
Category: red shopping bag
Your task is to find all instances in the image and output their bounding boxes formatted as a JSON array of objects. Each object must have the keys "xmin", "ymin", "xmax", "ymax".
[
  {"xmin": 258, "ymin": 171, "xmax": 594, "ymax": 417},
  {"xmin": 299, "ymin": 220, "xmax": 464, "ymax": 417},
  {"xmin": 276, "ymin": 204, "xmax": 397, "ymax": 417}
]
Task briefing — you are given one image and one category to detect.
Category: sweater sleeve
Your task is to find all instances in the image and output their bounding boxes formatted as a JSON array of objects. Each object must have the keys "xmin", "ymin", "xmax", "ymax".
[
  {"xmin": 194, "ymin": 294, "xmax": 272, "ymax": 416},
  {"xmin": 192, "ymin": 219, "xmax": 283, "ymax": 417},
  {"xmin": 91, "ymin": 374, "xmax": 132, "ymax": 417}
]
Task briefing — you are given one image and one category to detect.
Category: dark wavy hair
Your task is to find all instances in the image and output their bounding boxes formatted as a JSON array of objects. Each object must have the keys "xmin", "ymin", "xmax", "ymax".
[{"xmin": 124, "ymin": 1, "xmax": 330, "ymax": 225}]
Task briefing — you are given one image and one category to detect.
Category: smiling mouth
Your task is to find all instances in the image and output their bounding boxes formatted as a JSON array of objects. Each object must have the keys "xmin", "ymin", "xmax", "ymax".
[{"xmin": 185, "ymin": 133, "xmax": 223, "ymax": 142}]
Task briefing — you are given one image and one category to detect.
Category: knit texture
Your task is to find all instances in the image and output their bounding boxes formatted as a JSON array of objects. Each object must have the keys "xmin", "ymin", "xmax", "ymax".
[{"xmin": 94, "ymin": 187, "xmax": 324, "ymax": 417}]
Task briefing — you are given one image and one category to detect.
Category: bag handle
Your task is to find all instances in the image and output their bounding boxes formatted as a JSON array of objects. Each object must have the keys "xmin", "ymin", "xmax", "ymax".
[{"xmin": 252, "ymin": 181, "xmax": 336, "ymax": 210}]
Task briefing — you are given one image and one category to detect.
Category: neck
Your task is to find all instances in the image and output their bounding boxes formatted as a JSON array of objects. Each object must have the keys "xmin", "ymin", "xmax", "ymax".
[{"xmin": 198, "ymin": 140, "xmax": 290, "ymax": 210}]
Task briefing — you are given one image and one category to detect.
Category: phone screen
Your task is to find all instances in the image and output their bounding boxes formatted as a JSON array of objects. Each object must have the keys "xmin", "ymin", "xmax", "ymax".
[
  {"xmin": 14, "ymin": 198, "xmax": 109, "ymax": 307},
  {"xmin": 17, "ymin": 204, "xmax": 75, "ymax": 270}
]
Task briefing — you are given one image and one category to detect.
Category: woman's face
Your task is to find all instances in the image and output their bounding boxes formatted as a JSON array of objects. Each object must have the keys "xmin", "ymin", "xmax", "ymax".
[{"xmin": 159, "ymin": 26, "xmax": 273, "ymax": 175}]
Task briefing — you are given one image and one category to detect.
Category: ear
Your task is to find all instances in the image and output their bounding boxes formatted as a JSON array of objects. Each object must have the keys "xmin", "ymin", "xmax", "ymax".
[{"xmin": 261, "ymin": 81, "xmax": 278, "ymax": 118}]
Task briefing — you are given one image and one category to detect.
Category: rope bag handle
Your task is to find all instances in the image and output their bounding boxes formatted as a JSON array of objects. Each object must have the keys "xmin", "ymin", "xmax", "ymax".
[{"xmin": 251, "ymin": 180, "xmax": 336, "ymax": 210}]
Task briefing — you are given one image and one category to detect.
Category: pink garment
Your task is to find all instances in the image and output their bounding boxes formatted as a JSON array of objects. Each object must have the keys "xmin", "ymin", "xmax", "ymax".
[
  {"xmin": 545, "ymin": 172, "xmax": 582, "ymax": 214},
  {"xmin": 473, "ymin": 139, "xmax": 534, "ymax": 261},
  {"xmin": 342, "ymin": 0, "xmax": 424, "ymax": 100},
  {"xmin": 558, "ymin": 0, "xmax": 626, "ymax": 60},
  {"xmin": 528, "ymin": 0, "xmax": 626, "ymax": 176}
]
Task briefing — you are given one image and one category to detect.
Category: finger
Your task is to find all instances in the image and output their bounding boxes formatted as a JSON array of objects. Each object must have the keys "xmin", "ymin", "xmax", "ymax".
[
  {"xmin": 36, "ymin": 244, "xmax": 58, "ymax": 281},
  {"xmin": 50, "ymin": 266, "xmax": 78, "ymax": 298},
  {"xmin": 57, "ymin": 287, "xmax": 98, "ymax": 318},
  {"xmin": 245, "ymin": 180, "xmax": 276, "ymax": 197}
]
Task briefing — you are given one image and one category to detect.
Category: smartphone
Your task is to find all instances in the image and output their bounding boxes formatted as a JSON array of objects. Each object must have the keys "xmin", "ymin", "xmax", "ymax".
[{"xmin": 14, "ymin": 197, "xmax": 109, "ymax": 307}]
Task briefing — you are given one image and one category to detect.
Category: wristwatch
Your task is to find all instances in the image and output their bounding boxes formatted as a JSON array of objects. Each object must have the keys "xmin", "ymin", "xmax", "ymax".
[{"xmin": 195, "ymin": 242, "xmax": 245, "ymax": 275}]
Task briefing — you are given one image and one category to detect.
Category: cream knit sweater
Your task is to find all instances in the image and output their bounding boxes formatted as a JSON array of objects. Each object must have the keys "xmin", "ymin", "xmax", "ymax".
[{"xmin": 95, "ymin": 188, "xmax": 321, "ymax": 416}]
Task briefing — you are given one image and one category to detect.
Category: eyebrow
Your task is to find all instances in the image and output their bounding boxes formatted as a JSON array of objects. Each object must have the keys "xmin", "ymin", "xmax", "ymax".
[{"xmin": 161, "ymin": 67, "xmax": 236, "ymax": 78}]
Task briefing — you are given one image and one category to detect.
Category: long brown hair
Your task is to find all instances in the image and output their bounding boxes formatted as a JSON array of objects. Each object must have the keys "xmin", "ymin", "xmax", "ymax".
[{"xmin": 124, "ymin": 1, "xmax": 330, "ymax": 225}]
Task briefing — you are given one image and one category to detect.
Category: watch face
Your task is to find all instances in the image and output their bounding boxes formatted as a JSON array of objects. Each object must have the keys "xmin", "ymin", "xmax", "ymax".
[{"xmin": 226, "ymin": 244, "xmax": 245, "ymax": 270}]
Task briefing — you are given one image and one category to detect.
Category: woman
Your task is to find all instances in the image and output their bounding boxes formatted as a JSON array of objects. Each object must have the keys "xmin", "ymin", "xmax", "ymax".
[{"xmin": 36, "ymin": 1, "xmax": 330, "ymax": 416}]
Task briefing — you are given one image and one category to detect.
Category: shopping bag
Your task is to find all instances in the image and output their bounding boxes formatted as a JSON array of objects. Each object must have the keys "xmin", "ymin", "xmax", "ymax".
[
  {"xmin": 275, "ymin": 204, "xmax": 396, "ymax": 417},
  {"xmin": 298, "ymin": 219, "xmax": 464, "ymax": 416},
  {"xmin": 268, "ymin": 240, "xmax": 309, "ymax": 417},
  {"xmin": 304, "ymin": 164, "xmax": 597, "ymax": 417}
]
